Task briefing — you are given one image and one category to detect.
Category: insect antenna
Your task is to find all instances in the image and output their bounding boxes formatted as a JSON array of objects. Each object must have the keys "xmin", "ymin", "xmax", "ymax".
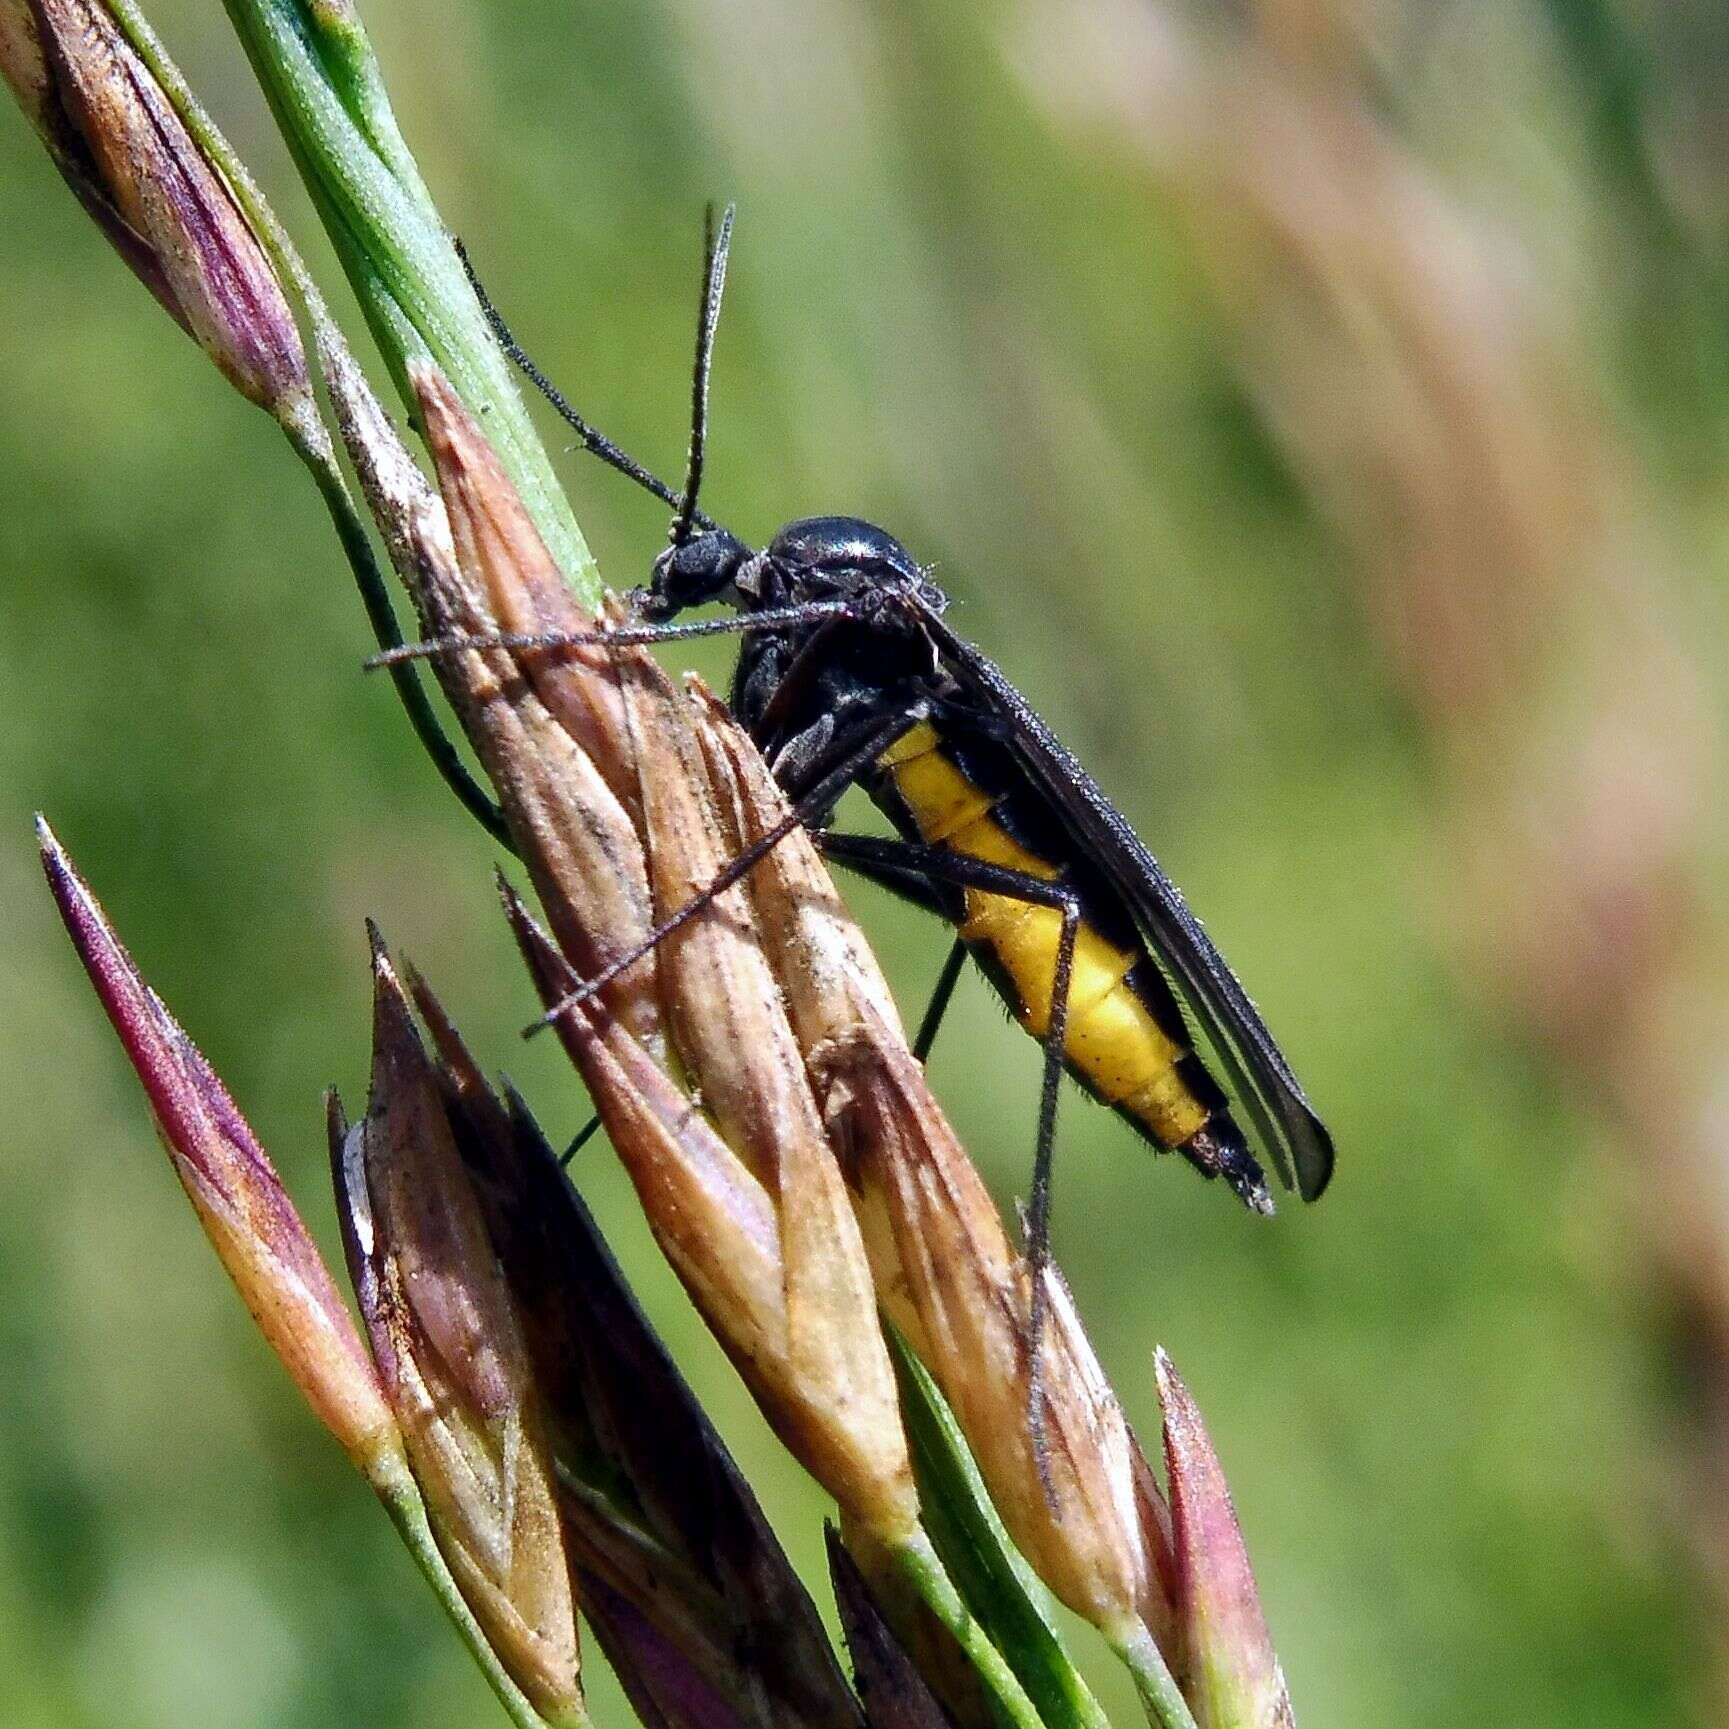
[
  {"xmin": 364, "ymin": 599, "xmax": 864, "ymax": 671},
  {"xmin": 455, "ymin": 237, "xmax": 716, "ymax": 531},
  {"xmin": 670, "ymin": 201, "xmax": 734, "ymax": 549}
]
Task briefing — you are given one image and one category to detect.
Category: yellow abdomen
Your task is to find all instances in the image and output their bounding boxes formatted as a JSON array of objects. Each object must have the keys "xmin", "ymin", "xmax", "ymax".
[{"xmin": 876, "ymin": 724, "xmax": 1209, "ymax": 1148}]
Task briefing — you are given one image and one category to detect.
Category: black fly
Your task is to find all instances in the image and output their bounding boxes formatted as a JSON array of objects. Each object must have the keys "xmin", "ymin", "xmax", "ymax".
[{"xmin": 382, "ymin": 207, "xmax": 1334, "ymax": 1297}]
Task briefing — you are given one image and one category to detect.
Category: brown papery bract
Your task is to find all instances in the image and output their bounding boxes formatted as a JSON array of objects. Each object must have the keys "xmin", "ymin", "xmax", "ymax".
[
  {"xmin": 409, "ymin": 361, "xmax": 640, "ymax": 811},
  {"xmin": 616, "ymin": 656, "xmax": 833, "ymax": 1188},
  {"xmin": 685, "ymin": 679, "xmax": 906, "ymax": 1056},
  {"xmin": 684, "ymin": 685, "xmax": 1170, "ymax": 1645},
  {"xmin": 500, "ymin": 873, "xmax": 919, "ymax": 1549},
  {"xmin": 332, "ymin": 937, "xmax": 582, "ymax": 1725},
  {"xmin": 606, "ymin": 677, "xmax": 916, "ymax": 1544},
  {"xmin": 0, "ymin": 2, "xmax": 49, "ymax": 132},
  {"xmin": 814, "ymin": 1014, "xmax": 1162, "ymax": 1643},
  {"xmin": 405, "ymin": 365, "xmax": 662, "ymax": 1058},
  {"xmin": 682, "ymin": 681, "xmax": 929, "ymax": 1344}
]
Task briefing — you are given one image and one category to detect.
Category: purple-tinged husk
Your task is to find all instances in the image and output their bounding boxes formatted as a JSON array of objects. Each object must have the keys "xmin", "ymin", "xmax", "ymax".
[
  {"xmin": 829, "ymin": 1528, "xmax": 960, "ymax": 1729},
  {"xmin": 402, "ymin": 960, "xmax": 864, "ymax": 1729},
  {"xmin": 37, "ymin": 815, "xmax": 399, "ymax": 1476},
  {"xmin": 8, "ymin": 0, "xmax": 310, "ymax": 414},
  {"xmin": 331, "ymin": 933, "xmax": 583, "ymax": 1726},
  {"xmin": 1159, "ymin": 1353, "xmax": 1295, "ymax": 1729}
]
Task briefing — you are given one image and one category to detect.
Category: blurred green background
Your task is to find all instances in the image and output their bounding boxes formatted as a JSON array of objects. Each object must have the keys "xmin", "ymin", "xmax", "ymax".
[{"xmin": 4, "ymin": 0, "xmax": 1728, "ymax": 1724}]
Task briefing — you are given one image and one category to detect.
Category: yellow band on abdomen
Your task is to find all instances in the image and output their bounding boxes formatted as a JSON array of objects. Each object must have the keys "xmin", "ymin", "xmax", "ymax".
[{"xmin": 878, "ymin": 725, "xmax": 1210, "ymax": 1148}]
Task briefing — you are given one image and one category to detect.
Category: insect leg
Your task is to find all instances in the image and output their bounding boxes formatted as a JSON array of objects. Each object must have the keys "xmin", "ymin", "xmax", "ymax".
[
  {"xmin": 525, "ymin": 700, "xmax": 933, "ymax": 1036},
  {"xmin": 810, "ymin": 829, "xmax": 1081, "ymax": 1492},
  {"xmin": 811, "ymin": 831, "xmax": 952, "ymax": 911},
  {"xmin": 811, "ymin": 832, "xmax": 1075, "ymax": 914},
  {"xmin": 561, "ymin": 1113, "xmax": 604, "ymax": 1167},
  {"xmin": 1026, "ymin": 892, "xmax": 1079, "ymax": 1496},
  {"xmin": 913, "ymin": 937, "xmax": 969, "ymax": 1064},
  {"xmin": 804, "ymin": 833, "xmax": 975, "ymax": 1060},
  {"xmin": 807, "ymin": 834, "xmax": 969, "ymax": 1056}
]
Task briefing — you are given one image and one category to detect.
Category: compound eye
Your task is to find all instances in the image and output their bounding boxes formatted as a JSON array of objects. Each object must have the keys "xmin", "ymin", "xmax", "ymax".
[
  {"xmin": 645, "ymin": 531, "xmax": 746, "ymax": 618},
  {"xmin": 638, "ymin": 550, "xmax": 681, "ymax": 621}
]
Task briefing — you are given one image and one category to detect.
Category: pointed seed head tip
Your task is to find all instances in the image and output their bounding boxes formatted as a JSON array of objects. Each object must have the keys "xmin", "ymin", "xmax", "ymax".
[
  {"xmin": 349, "ymin": 982, "xmax": 583, "ymax": 1716},
  {"xmin": 39, "ymin": 830, "xmax": 397, "ymax": 1472},
  {"xmin": 36, "ymin": 817, "xmax": 93, "ymax": 936},
  {"xmin": 1158, "ymin": 1349, "xmax": 1290, "ymax": 1726},
  {"xmin": 22, "ymin": 0, "xmax": 309, "ymax": 413}
]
